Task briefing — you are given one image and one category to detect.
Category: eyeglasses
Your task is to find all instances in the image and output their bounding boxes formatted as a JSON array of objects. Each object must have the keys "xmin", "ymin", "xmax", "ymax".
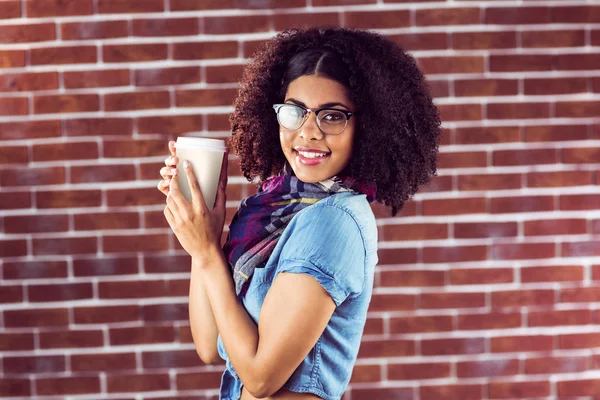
[{"xmin": 272, "ymin": 103, "xmax": 357, "ymax": 135}]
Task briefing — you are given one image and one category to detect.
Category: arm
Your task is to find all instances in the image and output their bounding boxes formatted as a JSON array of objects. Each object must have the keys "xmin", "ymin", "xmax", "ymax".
[
  {"xmin": 200, "ymin": 248, "xmax": 336, "ymax": 398},
  {"xmin": 189, "ymin": 258, "xmax": 220, "ymax": 364}
]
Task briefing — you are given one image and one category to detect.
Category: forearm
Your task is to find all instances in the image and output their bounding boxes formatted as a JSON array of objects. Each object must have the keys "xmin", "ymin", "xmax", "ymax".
[
  {"xmin": 195, "ymin": 249, "xmax": 262, "ymax": 388},
  {"xmin": 189, "ymin": 258, "xmax": 220, "ymax": 363}
]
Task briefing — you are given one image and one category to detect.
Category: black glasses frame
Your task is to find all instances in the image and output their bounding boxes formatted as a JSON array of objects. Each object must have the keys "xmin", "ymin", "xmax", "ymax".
[{"xmin": 272, "ymin": 103, "xmax": 358, "ymax": 135}]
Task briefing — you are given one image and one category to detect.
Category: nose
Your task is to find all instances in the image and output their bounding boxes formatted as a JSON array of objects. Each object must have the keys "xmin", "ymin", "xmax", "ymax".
[{"xmin": 299, "ymin": 112, "xmax": 324, "ymax": 141}]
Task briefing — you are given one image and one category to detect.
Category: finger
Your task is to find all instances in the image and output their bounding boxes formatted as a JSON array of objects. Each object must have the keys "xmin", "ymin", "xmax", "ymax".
[
  {"xmin": 213, "ymin": 152, "xmax": 229, "ymax": 210},
  {"xmin": 169, "ymin": 169, "xmax": 191, "ymax": 210},
  {"xmin": 164, "ymin": 156, "xmax": 179, "ymax": 168},
  {"xmin": 163, "ymin": 204, "xmax": 174, "ymax": 225},
  {"xmin": 182, "ymin": 160, "xmax": 206, "ymax": 210},
  {"xmin": 169, "ymin": 140, "xmax": 176, "ymax": 157},
  {"xmin": 166, "ymin": 189, "xmax": 179, "ymax": 212},
  {"xmin": 160, "ymin": 166, "xmax": 177, "ymax": 180},
  {"xmin": 157, "ymin": 178, "xmax": 171, "ymax": 195}
]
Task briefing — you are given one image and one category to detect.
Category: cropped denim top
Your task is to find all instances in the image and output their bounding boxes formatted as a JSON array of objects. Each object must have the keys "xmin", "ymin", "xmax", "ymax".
[{"xmin": 217, "ymin": 191, "xmax": 379, "ymax": 400}]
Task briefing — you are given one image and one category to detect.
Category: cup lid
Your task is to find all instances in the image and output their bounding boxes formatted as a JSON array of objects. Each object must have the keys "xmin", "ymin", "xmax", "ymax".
[{"xmin": 175, "ymin": 136, "xmax": 226, "ymax": 150}]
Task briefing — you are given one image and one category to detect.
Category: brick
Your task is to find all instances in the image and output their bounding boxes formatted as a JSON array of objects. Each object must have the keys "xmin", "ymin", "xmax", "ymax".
[
  {"xmin": 61, "ymin": 20, "xmax": 128, "ymax": 40},
  {"xmin": 525, "ymin": 356, "xmax": 589, "ymax": 374},
  {"xmin": 459, "ymin": 359, "xmax": 519, "ymax": 379},
  {"xmin": 37, "ymin": 376, "xmax": 100, "ymax": 396},
  {"xmin": 488, "ymin": 102, "xmax": 550, "ymax": 119},
  {"xmin": 453, "ymin": 31, "xmax": 517, "ymax": 50},
  {"xmin": 172, "ymin": 41, "xmax": 238, "ymax": 60},
  {"xmin": 0, "ymin": 379, "xmax": 30, "ymax": 397},
  {"xmin": 489, "ymin": 381, "xmax": 550, "ymax": 398},
  {"xmin": 4, "ymin": 214, "xmax": 68, "ymax": 233},
  {"xmin": 0, "ymin": 166, "xmax": 65, "ymax": 186},
  {"xmin": 487, "ymin": 6, "xmax": 551, "ymax": 24},
  {"xmin": 492, "ymin": 289, "xmax": 554, "ymax": 308},
  {"xmin": 175, "ymin": 88, "xmax": 237, "ymax": 107},
  {"xmin": 33, "ymin": 237, "xmax": 97, "ymax": 256},
  {"xmin": 107, "ymin": 373, "xmax": 170, "ymax": 393},
  {"xmin": 3, "ymin": 355, "xmax": 65, "ymax": 374},
  {"xmin": 99, "ymin": 280, "xmax": 167, "ymax": 299},
  {"xmin": 555, "ymin": 53, "xmax": 600, "ymax": 71},
  {"xmin": 0, "ymin": 191, "xmax": 31, "ymax": 210},
  {"xmin": 352, "ymin": 387, "xmax": 414, "ymax": 400},
  {"xmin": 137, "ymin": 114, "xmax": 205, "ymax": 134},
  {"xmin": 28, "ymin": 282, "xmax": 93, "ymax": 302},
  {"xmin": 206, "ymin": 113, "xmax": 230, "ymax": 131},
  {"xmin": 0, "ymin": 1, "xmax": 21, "ymax": 19},
  {"xmin": 98, "ymin": 0, "xmax": 164, "ymax": 13},
  {"xmin": 72, "ymin": 353, "xmax": 136, "ymax": 372},
  {"xmin": 419, "ymin": 57, "xmax": 485, "ymax": 76},
  {"xmin": 177, "ymin": 371, "xmax": 223, "ymax": 390},
  {"xmin": 560, "ymin": 194, "xmax": 600, "ymax": 210},
  {"xmin": 0, "ymin": 96, "xmax": 28, "ymax": 116},
  {"xmin": 274, "ymin": 12, "xmax": 340, "ymax": 31},
  {"xmin": 170, "ymin": 0, "xmax": 236, "ymax": 10},
  {"xmin": 0, "ymin": 23, "xmax": 56, "ymax": 43},
  {"xmin": 0, "ymin": 333, "xmax": 34, "ymax": 351},
  {"xmin": 559, "ymin": 333, "xmax": 600, "ymax": 350},
  {"xmin": 143, "ymin": 254, "xmax": 191, "ymax": 274},
  {"xmin": 0, "ymin": 239, "xmax": 27, "ymax": 257},
  {"xmin": 562, "ymin": 147, "xmax": 600, "ymax": 163},
  {"xmin": 135, "ymin": 66, "xmax": 200, "ymax": 86},
  {"xmin": 242, "ymin": 39, "xmax": 269, "ymax": 58},
  {"xmin": 0, "ymin": 50, "xmax": 25, "ymax": 68},
  {"xmin": 562, "ymin": 241, "xmax": 600, "ymax": 257},
  {"xmin": 458, "ymin": 312, "xmax": 521, "ymax": 330},
  {"xmin": 3, "ymin": 260, "xmax": 67, "ymax": 280},
  {"xmin": 0, "ymin": 120, "xmax": 61, "ymax": 140},
  {"xmin": 104, "ymin": 139, "xmax": 166, "ymax": 157},
  {"xmin": 524, "ymin": 124, "xmax": 589, "ymax": 142},
  {"xmin": 560, "ymin": 286, "xmax": 600, "ymax": 303},
  {"xmin": 527, "ymin": 170, "xmax": 593, "ymax": 188},
  {"xmin": 73, "ymin": 256, "xmax": 139, "ymax": 277},
  {"xmin": 557, "ymin": 100, "xmax": 600, "ymax": 118},
  {"xmin": 523, "ymin": 29, "xmax": 585, "ymax": 48},
  {"xmin": 27, "ymin": 0, "xmax": 94, "ymax": 17},
  {"xmin": 165, "ymin": 279, "xmax": 188, "ymax": 297},
  {"xmin": 491, "ymin": 335, "xmax": 553, "ymax": 353},
  {"xmin": 0, "ymin": 72, "xmax": 59, "ymax": 92},
  {"xmin": 524, "ymin": 219, "xmax": 587, "ymax": 236},
  {"xmin": 450, "ymin": 268, "xmax": 513, "ymax": 285},
  {"xmin": 455, "ymin": 126, "xmax": 520, "ymax": 144},
  {"xmin": 36, "ymin": 190, "xmax": 101, "ymax": 208},
  {"xmin": 103, "ymin": 44, "xmax": 168, "ymax": 63},
  {"xmin": 204, "ymin": 15, "xmax": 270, "ymax": 34},
  {"xmin": 490, "ymin": 242, "xmax": 555, "ymax": 260},
  {"xmin": 423, "ymin": 338, "xmax": 486, "ymax": 357},
  {"xmin": 416, "ymin": 8, "xmax": 480, "ymax": 26},
  {"xmin": 422, "ymin": 197, "xmax": 487, "ymax": 216},
  {"xmin": 143, "ymin": 349, "xmax": 200, "ymax": 369},
  {"xmin": 66, "ymin": 118, "xmax": 133, "ymax": 136},
  {"xmin": 39, "ymin": 329, "xmax": 103, "ymax": 349},
  {"xmin": 493, "ymin": 148, "xmax": 557, "ymax": 166},
  {"xmin": 379, "ymin": 270, "xmax": 445, "ymax": 287},
  {"xmin": 422, "ymin": 384, "xmax": 485, "ymax": 400},
  {"xmin": 552, "ymin": 5, "xmax": 600, "ymax": 23},
  {"xmin": 458, "ymin": 173, "xmax": 521, "ymax": 191},
  {"xmin": 350, "ymin": 364, "xmax": 382, "ymax": 383},
  {"xmin": 103, "ymin": 233, "xmax": 169, "ymax": 253},
  {"xmin": 491, "ymin": 196, "xmax": 554, "ymax": 214},
  {"xmin": 4, "ymin": 308, "xmax": 68, "ymax": 328},
  {"xmin": 388, "ymin": 362, "xmax": 451, "ymax": 381},
  {"xmin": 110, "ymin": 326, "xmax": 175, "ymax": 346},
  {"xmin": 525, "ymin": 77, "xmax": 588, "ymax": 95},
  {"xmin": 33, "ymin": 142, "xmax": 98, "ymax": 161},
  {"xmin": 490, "ymin": 54, "xmax": 553, "ymax": 72},
  {"xmin": 142, "ymin": 303, "xmax": 189, "ymax": 322},
  {"xmin": 454, "ymin": 222, "xmax": 517, "ymax": 239},
  {"xmin": 454, "ymin": 78, "xmax": 518, "ymax": 97},
  {"xmin": 71, "ymin": 164, "xmax": 136, "ymax": 184},
  {"xmin": 389, "ymin": 315, "xmax": 452, "ymax": 333},
  {"xmin": 75, "ymin": 211, "xmax": 139, "ymax": 231},
  {"xmin": 74, "ymin": 305, "xmax": 140, "ymax": 324},
  {"xmin": 421, "ymin": 292, "xmax": 486, "ymax": 309},
  {"xmin": 0, "ymin": 285, "xmax": 22, "ymax": 303},
  {"xmin": 31, "ymin": 46, "xmax": 97, "ymax": 65},
  {"xmin": 133, "ymin": 18, "xmax": 199, "ymax": 36},
  {"xmin": 357, "ymin": 339, "xmax": 415, "ymax": 358},
  {"xmin": 382, "ymin": 223, "xmax": 448, "ymax": 241},
  {"xmin": 376, "ymin": 248, "xmax": 418, "ymax": 265},
  {"xmin": 34, "ymin": 94, "xmax": 99, "ymax": 114},
  {"xmin": 528, "ymin": 309, "xmax": 591, "ymax": 327},
  {"xmin": 64, "ymin": 69, "xmax": 130, "ymax": 89},
  {"xmin": 345, "ymin": 10, "xmax": 409, "ymax": 29},
  {"xmin": 106, "ymin": 188, "xmax": 164, "ymax": 206},
  {"xmin": 0, "ymin": 145, "xmax": 27, "ymax": 164},
  {"xmin": 104, "ymin": 91, "xmax": 170, "ymax": 111}
]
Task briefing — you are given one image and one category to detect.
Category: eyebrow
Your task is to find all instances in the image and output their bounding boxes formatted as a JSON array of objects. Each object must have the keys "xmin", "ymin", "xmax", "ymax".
[{"xmin": 284, "ymin": 98, "xmax": 350, "ymax": 110}]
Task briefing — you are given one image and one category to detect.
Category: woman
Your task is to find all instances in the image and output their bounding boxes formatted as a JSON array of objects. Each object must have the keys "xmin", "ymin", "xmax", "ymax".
[{"xmin": 157, "ymin": 26, "xmax": 441, "ymax": 400}]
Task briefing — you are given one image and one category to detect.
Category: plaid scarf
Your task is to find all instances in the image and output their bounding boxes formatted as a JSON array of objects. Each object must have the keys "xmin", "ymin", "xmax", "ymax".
[{"xmin": 223, "ymin": 171, "xmax": 376, "ymax": 298}]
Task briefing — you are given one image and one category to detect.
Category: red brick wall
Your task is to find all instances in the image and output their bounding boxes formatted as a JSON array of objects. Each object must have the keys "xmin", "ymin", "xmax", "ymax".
[{"xmin": 1, "ymin": 0, "xmax": 599, "ymax": 399}]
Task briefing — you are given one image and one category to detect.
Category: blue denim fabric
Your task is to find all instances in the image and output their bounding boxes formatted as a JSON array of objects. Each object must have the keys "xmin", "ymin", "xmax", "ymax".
[{"xmin": 217, "ymin": 191, "xmax": 378, "ymax": 400}]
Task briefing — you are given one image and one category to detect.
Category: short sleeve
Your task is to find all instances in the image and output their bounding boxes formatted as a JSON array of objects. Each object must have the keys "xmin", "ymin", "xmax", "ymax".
[{"xmin": 276, "ymin": 204, "xmax": 366, "ymax": 306}]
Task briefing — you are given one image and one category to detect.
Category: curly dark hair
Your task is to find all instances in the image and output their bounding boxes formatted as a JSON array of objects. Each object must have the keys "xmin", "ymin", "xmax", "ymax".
[{"xmin": 229, "ymin": 26, "xmax": 441, "ymax": 216}]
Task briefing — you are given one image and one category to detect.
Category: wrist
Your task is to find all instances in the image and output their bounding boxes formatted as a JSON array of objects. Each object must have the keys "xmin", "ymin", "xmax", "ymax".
[{"xmin": 192, "ymin": 246, "xmax": 226, "ymax": 269}]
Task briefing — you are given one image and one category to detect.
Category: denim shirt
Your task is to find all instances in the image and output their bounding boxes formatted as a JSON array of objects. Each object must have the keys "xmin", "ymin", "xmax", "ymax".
[{"xmin": 217, "ymin": 191, "xmax": 379, "ymax": 400}]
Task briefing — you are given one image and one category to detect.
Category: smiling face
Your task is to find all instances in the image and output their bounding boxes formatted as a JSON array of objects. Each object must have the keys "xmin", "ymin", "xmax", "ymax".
[{"xmin": 278, "ymin": 74, "xmax": 357, "ymax": 183}]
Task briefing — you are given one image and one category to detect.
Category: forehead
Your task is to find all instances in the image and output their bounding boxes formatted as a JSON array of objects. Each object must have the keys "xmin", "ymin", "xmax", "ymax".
[{"xmin": 284, "ymin": 75, "xmax": 354, "ymax": 108}]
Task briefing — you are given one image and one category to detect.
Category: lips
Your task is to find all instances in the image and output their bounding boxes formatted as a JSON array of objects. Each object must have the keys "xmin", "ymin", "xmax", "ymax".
[{"xmin": 294, "ymin": 150, "xmax": 330, "ymax": 166}]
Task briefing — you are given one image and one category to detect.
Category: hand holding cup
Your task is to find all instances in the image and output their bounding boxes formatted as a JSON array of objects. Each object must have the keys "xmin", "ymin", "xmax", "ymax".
[{"xmin": 157, "ymin": 140, "xmax": 179, "ymax": 197}]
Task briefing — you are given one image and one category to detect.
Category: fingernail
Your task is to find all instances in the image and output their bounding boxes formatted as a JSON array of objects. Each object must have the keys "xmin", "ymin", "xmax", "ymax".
[
  {"xmin": 171, "ymin": 168, "xmax": 177, "ymax": 175},
  {"xmin": 184, "ymin": 160, "xmax": 190, "ymax": 168}
]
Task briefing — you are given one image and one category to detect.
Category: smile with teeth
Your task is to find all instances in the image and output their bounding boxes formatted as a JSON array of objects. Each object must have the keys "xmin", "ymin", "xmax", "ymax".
[{"xmin": 298, "ymin": 151, "xmax": 329, "ymax": 158}]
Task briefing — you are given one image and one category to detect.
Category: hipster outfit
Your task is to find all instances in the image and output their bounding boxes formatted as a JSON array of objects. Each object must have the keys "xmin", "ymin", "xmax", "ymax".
[{"xmin": 218, "ymin": 171, "xmax": 379, "ymax": 400}]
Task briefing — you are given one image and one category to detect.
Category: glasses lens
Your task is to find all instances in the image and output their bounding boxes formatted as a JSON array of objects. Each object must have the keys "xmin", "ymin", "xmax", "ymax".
[
  {"xmin": 278, "ymin": 105, "xmax": 304, "ymax": 130},
  {"xmin": 317, "ymin": 110, "xmax": 347, "ymax": 134}
]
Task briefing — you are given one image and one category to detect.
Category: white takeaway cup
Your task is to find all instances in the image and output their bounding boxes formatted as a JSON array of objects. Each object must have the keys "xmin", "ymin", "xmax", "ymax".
[{"xmin": 173, "ymin": 136, "xmax": 226, "ymax": 210}]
